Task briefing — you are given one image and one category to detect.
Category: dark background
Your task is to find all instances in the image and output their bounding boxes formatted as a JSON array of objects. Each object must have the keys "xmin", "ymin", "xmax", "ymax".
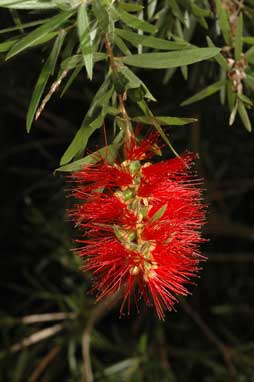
[{"xmin": 0, "ymin": 9, "xmax": 254, "ymax": 382}]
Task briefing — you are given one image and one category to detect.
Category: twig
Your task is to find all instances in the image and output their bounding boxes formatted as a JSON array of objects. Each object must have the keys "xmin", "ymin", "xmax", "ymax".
[
  {"xmin": 10, "ymin": 323, "xmax": 63, "ymax": 353},
  {"xmin": 35, "ymin": 69, "xmax": 68, "ymax": 121},
  {"xmin": 21, "ymin": 312, "xmax": 76, "ymax": 324},
  {"xmin": 180, "ymin": 298, "xmax": 237, "ymax": 380},
  {"xmin": 82, "ymin": 293, "xmax": 120, "ymax": 382},
  {"xmin": 29, "ymin": 345, "xmax": 60, "ymax": 382}
]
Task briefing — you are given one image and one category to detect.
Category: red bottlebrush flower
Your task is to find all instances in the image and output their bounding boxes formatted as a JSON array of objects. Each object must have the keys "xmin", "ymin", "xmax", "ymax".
[{"xmin": 70, "ymin": 134, "xmax": 206, "ymax": 319}]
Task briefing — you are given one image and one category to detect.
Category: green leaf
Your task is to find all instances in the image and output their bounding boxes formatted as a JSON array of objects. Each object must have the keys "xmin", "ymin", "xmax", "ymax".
[
  {"xmin": 235, "ymin": 13, "xmax": 243, "ymax": 61},
  {"xmin": 56, "ymin": 144, "xmax": 120, "ymax": 172},
  {"xmin": 61, "ymin": 52, "xmax": 107, "ymax": 70},
  {"xmin": 119, "ymin": 66, "xmax": 156, "ymax": 101},
  {"xmin": 113, "ymin": 8, "xmax": 157, "ymax": 33},
  {"xmin": 215, "ymin": 0, "xmax": 231, "ymax": 45},
  {"xmin": 0, "ymin": 0, "xmax": 56, "ymax": 9},
  {"xmin": 2, "ymin": 32, "xmax": 58, "ymax": 54},
  {"xmin": 245, "ymin": 46, "xmax": 254, "ymax": 62},
  {"xmin": 122, "ymin": 47, "xmax": 220, "ymax": 69},
  {"xmin": 118, "ymin": 2, "xmax": 143, "ymax": 13},
  {"xmin": 244, "ymin": 74, "xmax": 254, "ymax": 88},
  {"xmin": 60, "ymin": 65, "xmax": 82, "ymax": 97},
  {"xmin": 229, "ymin": 99, "xmax": 238, "ymax": 126},
  {"xmin": 50, "ymin": 29, "xmax": 66, "ymax": 74},
  {"xmin": 115, "ymin": 28, "xmax": 190, "ymax": 50},
  {"xmin": 0, "ymin": 38, "xmax": 17, "ymax": 52},
  {"xmin": 191, "ymin": 4, "xmax": 210, "ymax": 17},
  {"xmin": 168, "ymin": 0, "xmax": 185, "ymax": 23},
  {"xmin": 181, "ymin": 80, "xmax": 225, "ymax": 106},
  {"xmin": 0, "ymin": 18, "xmax": 51, "ymax": 34},
  {"xmin": 243, "ymin": 36, "xmax": 254, "ymax": 45},
  {"xmin": 60, "ymin": 113, "xmax": 106, "ymax": 166},
  {"xmin": 6, "ymin": 11, "xmax": 73, "ymax": 59},
  {"xmin": 133, "ymin": 116, "xmax": 197, "ymax": 125},
  {"xmin": 77, "ymin": 4, "xmax": 93, "ymax": 80},
  {"xmin": 226, "ymin": 80, "xmax": 236, "ymax": 111},
  {"xmin": 60, "ymin": 79, "xmax": 113, "ymax": 165},
  {"xmin": 206, "ymin": 36, "xmax": 228, "ymax": 70},
  {"xmin": 137, "ymin": 100, "xmax": 179, "ymax": 157},
  {"xmin": 26, "ymin": 33, "xmax": 64, "ymax": 132},
  {"xmin": 238, "ymin": 101, "xmax": 252, "ymax": 132},
  {"xmin": 238, "ymin": 93, "xmax": 253, "ymax": 107},
  {"xmin": 150, "ymin": 204, "xmax": 168, "ymax": 223},
  {"xmin": 114, "ymin": 35, "xmax": 131, "ymax": 55},
  {"xmin": 92, "ymin": 0, "xmax": 109, "ymax": 33}
]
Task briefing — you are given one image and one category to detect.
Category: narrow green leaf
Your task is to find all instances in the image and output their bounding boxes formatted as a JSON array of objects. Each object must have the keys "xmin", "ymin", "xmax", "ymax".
[
  {"xmin": 6, "ymin": 11, "xmax": 73, "ymax": 59},
  {"xmin": 60, "ymin": 113, "xmax": 105, "ymax": 166},
  {"xmin": 56, "ymin": 144, "xmax": 120, "ymax": 172},
  {"xmin": 242, "ymin": 36, "xmax": 254, "ymax": 45},
  {"xmin": 50, "ymin": 29, "xmax": 66, "ymax": 74},
  {"xmin": 168, "ymin": 0, "xmax": 185, "ymax": 23},
  {"xmin": 60, "ymin": 66, "xmax": 82, "ymax": 97},
  {"xmin": 119, "ymin": 65, "xmax": 156, "ymax": 101},
  {"xmin": 114, "ymin": 35, "xmax": 131, "ymax": 55},
  {"xmin": 77, "ymin": 4, "xmax": 93, "ymax": 80},
  {"xmin": 238, "ymin": 101, "xmax": 252, "ymax": 132},
  {"xmin": 114, "ymin": 8, "xmax": 157, "ymax": 33},
  {"xmin": 245, "ymin": 46, "xmax": 254, "ymax": 62},
  {"xmin": 147, "ymin": 0, "xmax": 157, "ymax": 19},
  {"xmin": 0, "ymin": 18, "xmax": 51, "ymax": 34},
  {"xmin": 118, "ymin": 2, "xmax": 143, "ymax": 12},
  {"xmin": 226, "ymin": 80, "xmax": 236, "ymax": 111},
  {"xmin": 61, "ymin": 52, "xmax": 107, "ymax": 70},
  {"xmin": 235, "ymin": 13, "xmax": 243, "ymax": 61},
  {"xmin": 1, "ymin": 32, "xmax": 57, "ymax": 54},
  {"xmin": 206, "ymin": 36, "xmax": 228, "ymax": 70},
  {"xmin": 57, "ymin": 130, "xmax": 123, "ymax": 172},
  {"xmin": 92, "ymin": 0, "xmax": 109, "ymax": 33},
  {"xmin": 181, "ymin": 80, "xmax": 225, "ymax": 106},
  {"xmin": 151, "ymin": 204, "xmax": 168, "ymax": 223},
  {"xmin": 60, "ymin": 80, "xmax": 113, "ymax": 165},
  {"xmin": 181, "ymin": 65, "xmax": 188, "ymax": 80},
  {"xmin": 10, "ymin": 9, "xmax": 24, "ymax": 32},
  {"xmin": 26, "ymin": 34, "xmax": 64, "ymax": 132},
  {"xmin": 122, "ymin": 47, "xmax": 220, "ymax": 69},
  {"xmin": 244, "ymin": 74, "xmax": 254, "ymax": 88},
  {"xmin": 191, "ymin": 4, "xmax": 210, "ymax": 17},
  {"xmin": 229, "ymin": 99, "xmax": 238, "ymax": 126},
  {"xmin": 215, "ymin": 0, "xmax": 231, "ymax": 45},
  {"xmin": 0, "ymin": 38, "xmax": 17, "ymax": 52},
  {"xmin": 133, "ymin": 116, "xmax": 197, "ymax": 125},
  {"xmin": 137, "ymin": 100, "xmax": 179, "ymax": 157},
  {"xmin": 31, "ymin": 31, "xmax": 58, "ymax": 46},
  {"xmin": 238, "ymin": 93, "xmax": 253, "ymax": 107},
  {"xmin": 115, "ymin": 28, "xmax": 190, "ymax": 50},
  {"xmin": 0, "ymin": 0, "xmax": 56, "ymax": 9}
]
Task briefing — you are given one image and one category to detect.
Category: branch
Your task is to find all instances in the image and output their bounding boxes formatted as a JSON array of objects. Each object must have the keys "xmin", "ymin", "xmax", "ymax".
[
  {"xmin": 29, "ymin": 345, "xmax": 60, "ymax": 382},
  {"xmin": 10, "ymin": 324, "xmax": 63, "ymax": 353},
  {"xmin": 21, "ymin": 312, "xmax": 76, "ymax": 324}
]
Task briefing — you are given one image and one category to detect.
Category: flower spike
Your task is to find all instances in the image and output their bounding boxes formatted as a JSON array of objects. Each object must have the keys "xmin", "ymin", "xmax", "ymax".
[{"xmin": 70, "ymin": 132, "xmax": 206, "ymax": 319}]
